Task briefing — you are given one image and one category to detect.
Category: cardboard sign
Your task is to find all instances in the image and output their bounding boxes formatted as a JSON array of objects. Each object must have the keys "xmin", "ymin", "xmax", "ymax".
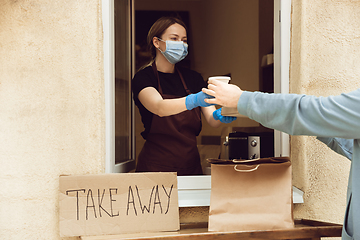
[{"xmin": 59, "ymin": 172, "xmax": 179, "ymax": 237}]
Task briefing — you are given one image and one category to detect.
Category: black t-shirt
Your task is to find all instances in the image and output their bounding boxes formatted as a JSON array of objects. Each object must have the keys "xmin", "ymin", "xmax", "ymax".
[{"xmin": 132, "ymin": 65, "xmax": 207, "ymax": 139}]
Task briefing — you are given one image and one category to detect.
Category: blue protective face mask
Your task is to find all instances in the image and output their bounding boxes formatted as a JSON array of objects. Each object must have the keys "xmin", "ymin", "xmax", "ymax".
[{"xmin": 157, "ymin": 38, "xmax": 188, "ymax": 64}]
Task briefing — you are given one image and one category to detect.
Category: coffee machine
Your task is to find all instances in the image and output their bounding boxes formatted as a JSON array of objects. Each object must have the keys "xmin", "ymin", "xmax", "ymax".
[
  {"xmin": 220, "ymin": 127, "xmax": 274, "ymax": 160},
  {"xmin": 226, "ymin": 132, "xmax": 260, "ymax": 160}
]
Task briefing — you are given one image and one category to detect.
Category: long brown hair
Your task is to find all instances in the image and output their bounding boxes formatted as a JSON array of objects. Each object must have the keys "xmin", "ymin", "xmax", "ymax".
[{"xmin": 147, "ymin": 16, "xmax": 188, "ymax": 60}]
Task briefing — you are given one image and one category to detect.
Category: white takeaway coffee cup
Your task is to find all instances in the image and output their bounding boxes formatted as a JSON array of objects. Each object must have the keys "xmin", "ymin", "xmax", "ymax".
[{"xmin": 208, "ymin": 76, "xmax": 231, "ymax": 84}]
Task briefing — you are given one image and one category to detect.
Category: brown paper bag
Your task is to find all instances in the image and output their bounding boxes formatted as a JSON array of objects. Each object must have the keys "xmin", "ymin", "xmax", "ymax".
[{"xmin": 208, "ymin": 157, "xmax": 293, "ymax": 232}]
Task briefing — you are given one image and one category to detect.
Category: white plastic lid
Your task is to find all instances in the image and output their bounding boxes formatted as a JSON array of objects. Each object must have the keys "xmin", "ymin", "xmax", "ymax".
[{"xmin": 208, "ymin": 76, "xmax": 231, "ymax": 81}]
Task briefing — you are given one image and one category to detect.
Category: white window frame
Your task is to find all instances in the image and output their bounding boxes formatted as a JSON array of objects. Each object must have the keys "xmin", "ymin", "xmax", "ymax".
[
  {"xmin": 274, "ymin": 0, "xmax": 291, "ymax": 158},
  {"xmin": 103, "ymin": 0, "xmax": 135, "ymax": 173},
  {"xmin": 102, "ymin": 0, "xmax": 292, "ymax": 206},
  {"xmin": 103, "ymin": 0, "xmax": 115, "ymax": 173}
]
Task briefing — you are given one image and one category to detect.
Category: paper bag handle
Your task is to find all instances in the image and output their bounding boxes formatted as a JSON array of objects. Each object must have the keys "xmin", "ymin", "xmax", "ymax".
[
  {"xmin": 232, "ymin": 158, "xmax": 260, "ymax": 163},
  {"xmin": 234, "ymin": 164, "xmax": 259, "ymax": 172},
  {"xmin": 232, "ymin": 158, "xmax": 260, "ymax": 172}
]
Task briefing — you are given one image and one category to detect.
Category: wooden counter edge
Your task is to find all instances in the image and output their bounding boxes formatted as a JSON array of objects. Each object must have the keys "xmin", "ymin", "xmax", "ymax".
[{"xmin": 81, "ymin": 219, "xmax": 343, "ymax": 240}]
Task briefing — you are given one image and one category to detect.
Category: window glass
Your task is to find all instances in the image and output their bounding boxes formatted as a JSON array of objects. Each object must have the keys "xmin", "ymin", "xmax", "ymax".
[{"xmin": 115, "ymin": 0, "xmax": 133, "ymax": 166}]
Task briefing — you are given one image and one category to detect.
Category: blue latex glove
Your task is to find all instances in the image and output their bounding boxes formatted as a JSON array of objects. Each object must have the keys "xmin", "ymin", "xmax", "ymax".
[
  {"xmin": 213, "ymin": 108, "xmax": 237, "ymax": 123},
  {"xmin": 185, "ymin": 91, "xmax": 215, "ymax": 110}
]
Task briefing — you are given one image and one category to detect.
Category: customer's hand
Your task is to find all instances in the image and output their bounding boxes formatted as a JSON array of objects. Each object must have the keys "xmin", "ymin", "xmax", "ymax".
[{"xmin": 202, "ymin": 79, "xmax": 243, "ymax": 108}]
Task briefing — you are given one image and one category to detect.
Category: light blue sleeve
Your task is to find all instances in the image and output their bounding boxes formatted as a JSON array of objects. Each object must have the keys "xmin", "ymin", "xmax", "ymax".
[
  {"xmin": 316, "ymin": 137, "xmax": 353, "ymax": 160},
  {"xmin": 237, "ymin": 88, "xmax": 360, "ymax": 139}
]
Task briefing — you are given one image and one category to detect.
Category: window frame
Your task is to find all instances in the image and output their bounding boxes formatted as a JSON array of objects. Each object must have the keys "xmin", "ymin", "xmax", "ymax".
[
  {"xmin": 103, "ymin": 0, "xmax": 136, "ymax": 173},
  {"xmin": 102, "ymin": 0, "xmax": 291, "ymax": 206}
]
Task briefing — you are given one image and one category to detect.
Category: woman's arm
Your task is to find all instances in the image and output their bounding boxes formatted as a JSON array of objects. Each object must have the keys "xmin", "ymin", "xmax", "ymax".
[
  {"xmin": 138, "ymin": 87, "xmax": 187, "ymax": 117},
  {"xmin": 201, "ymin": 106, "xmax": 222, "ymax": 128},
  {"xmin": 138, "ymin": 85, "xmax": 227, "ymax": 127},
  {"xmin": 138, "ymin": 86, "xmax": 215, "ymax": 117}
]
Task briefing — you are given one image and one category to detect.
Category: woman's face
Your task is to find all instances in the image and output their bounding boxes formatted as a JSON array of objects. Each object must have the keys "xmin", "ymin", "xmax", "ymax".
[{"xmin": 156, "ymin": 23, "xmax": 187, "ymax": 52}]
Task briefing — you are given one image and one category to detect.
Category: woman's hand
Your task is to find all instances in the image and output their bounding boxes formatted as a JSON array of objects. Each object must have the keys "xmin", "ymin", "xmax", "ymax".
[
  {"xmin": 213, "ymin": 108, "xmax": 237, "ymax": 123},
  {"xmin": 185, "ymin": 91, "xmax": 215, "ymax": 110},
  {"xmin": 202, "ymin": 79, "xmax": 243, "ymax": 108}
]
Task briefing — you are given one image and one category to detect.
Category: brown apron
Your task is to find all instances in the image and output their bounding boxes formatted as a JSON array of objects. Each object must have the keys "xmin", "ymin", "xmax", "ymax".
[{"xmin": 136, "ymin": 62, "xmax": 203, "ymax": 176}]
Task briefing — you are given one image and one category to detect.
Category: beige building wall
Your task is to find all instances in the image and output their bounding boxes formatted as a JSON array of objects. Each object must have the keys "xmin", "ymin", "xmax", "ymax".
[
  {"xmin": 0, "ymin": 1, "xmax": 104, "ymax": 240},
  {"xmin": 290, "ymin": 0, "xmax": 359, "ymax": 224},
  {"xmin": 1, "ymin": 0, "xmax": 359, "ymax": 239}
]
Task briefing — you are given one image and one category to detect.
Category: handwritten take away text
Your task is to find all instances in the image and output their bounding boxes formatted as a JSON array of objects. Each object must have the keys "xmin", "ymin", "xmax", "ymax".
[{"xmin": 65, "ymin": 184, "xmax": 174, "ymax": 220}]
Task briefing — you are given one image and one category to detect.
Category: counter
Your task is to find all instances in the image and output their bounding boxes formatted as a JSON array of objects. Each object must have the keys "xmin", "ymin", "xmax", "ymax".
[{"xmin": 81, "ymin": 219, "xmax": 342, "ymax": 240}]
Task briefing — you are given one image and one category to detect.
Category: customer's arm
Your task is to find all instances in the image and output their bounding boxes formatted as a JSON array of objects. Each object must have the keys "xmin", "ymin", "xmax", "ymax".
[
  {"xmin": 235, "ymin": 89, "xmax": 360, "ymax": 139},
  {"xmin": 317, "ymin": 137, "xmax": 353, "ymax": 160},
  {"xmin": 203, "ymin": 80, "xmax": 360, "ymax": 139}
]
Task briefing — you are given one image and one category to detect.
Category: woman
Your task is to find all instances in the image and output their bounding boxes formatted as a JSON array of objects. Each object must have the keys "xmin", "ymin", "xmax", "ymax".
[{"xmin": 132, "ymin": 16, "xmax": 236, "ymax": 176}]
